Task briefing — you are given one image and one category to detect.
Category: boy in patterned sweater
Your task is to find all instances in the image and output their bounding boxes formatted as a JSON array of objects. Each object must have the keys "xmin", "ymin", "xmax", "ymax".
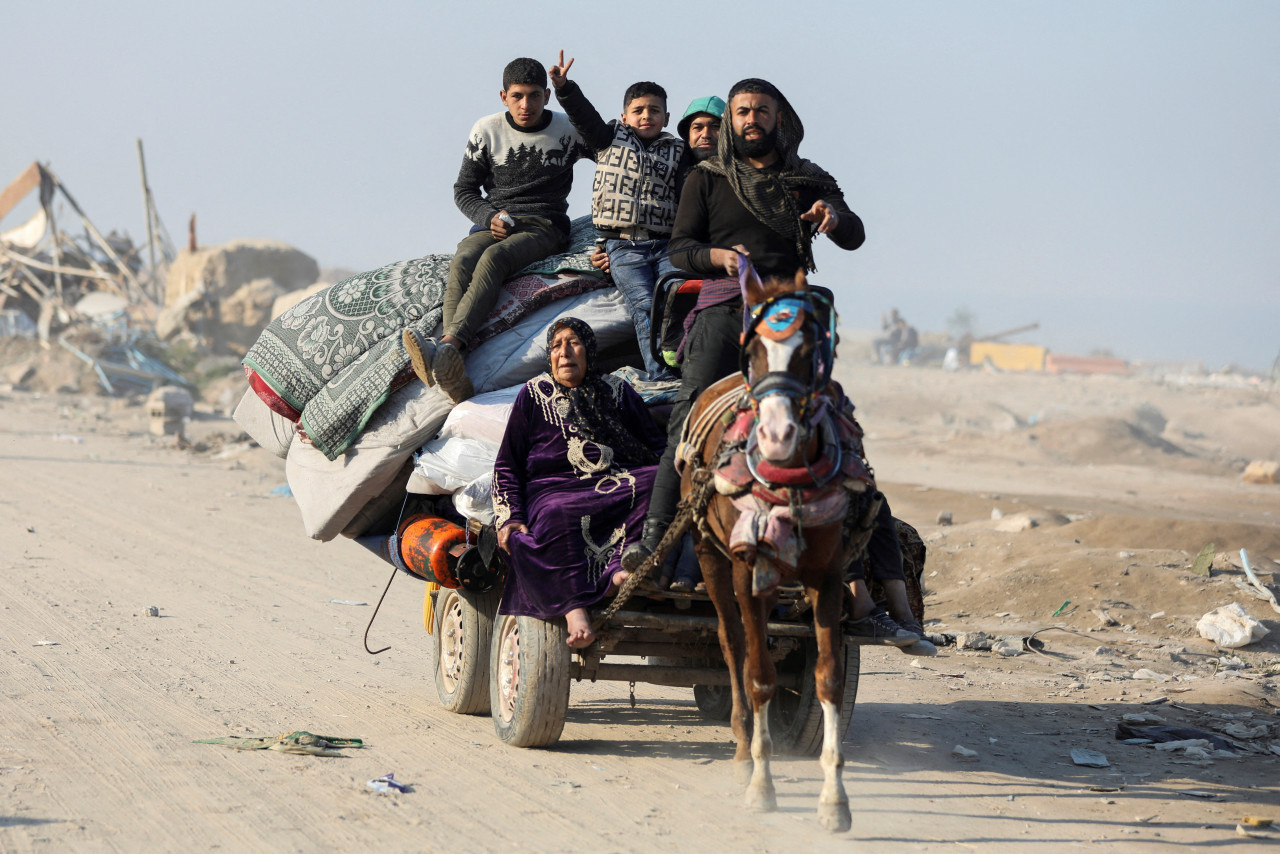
[
  {"xmin": 549, "ymin": 51, "xmax": 687, "ymax": 381},
  {"xmin": 404, "ymin": 56, "xmax": 587, "ymax": 401}
]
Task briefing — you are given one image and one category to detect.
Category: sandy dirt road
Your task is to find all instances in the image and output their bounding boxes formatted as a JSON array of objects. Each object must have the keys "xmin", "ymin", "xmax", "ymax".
[{"xmin": 2, "ymin": 366, "xmax": 1279, "ymax": 852}]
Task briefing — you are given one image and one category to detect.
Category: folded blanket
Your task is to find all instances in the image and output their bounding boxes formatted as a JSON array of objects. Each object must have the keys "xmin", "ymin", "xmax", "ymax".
[{"xmin": 243, "ymin": 217, "xmax": 604, "ymax": 460}]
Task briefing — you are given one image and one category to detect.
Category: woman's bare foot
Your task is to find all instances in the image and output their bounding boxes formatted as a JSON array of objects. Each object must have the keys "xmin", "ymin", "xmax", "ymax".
[
  {"xmin": 607, "ymin": 569, "xmax": 629, "ymax": 595},
  {"xmin": 565, "ymin": 608, "xmax": 596, "ymax": 649}
]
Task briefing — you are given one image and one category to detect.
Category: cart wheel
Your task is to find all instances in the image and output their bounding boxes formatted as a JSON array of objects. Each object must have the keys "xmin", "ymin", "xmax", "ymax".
[
  {"xmin": 490, "ymin": 614, "xmax": 571, "ymax": 747},
  {"xmin": 433, "ymin": 587, "xmax": 500, "ymax": 714},
  {"xmin": 693, "ymin": 684, "xmax": 733, "ymax": 721},
  {"xmin": 770, "ymin": 639, "xmax": 860, "ymax": 757}
]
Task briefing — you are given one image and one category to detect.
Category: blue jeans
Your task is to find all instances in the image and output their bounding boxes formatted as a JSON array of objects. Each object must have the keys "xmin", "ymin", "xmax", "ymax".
[{"xmin": 606, "ymin": 238, "xmax": 677, "ymax": 381}]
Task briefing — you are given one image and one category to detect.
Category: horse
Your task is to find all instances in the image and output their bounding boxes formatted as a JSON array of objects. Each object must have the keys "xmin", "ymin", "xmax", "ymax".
[{"xmin": 676, "ymin": 265, "xmax": 879, "ymax": 833}]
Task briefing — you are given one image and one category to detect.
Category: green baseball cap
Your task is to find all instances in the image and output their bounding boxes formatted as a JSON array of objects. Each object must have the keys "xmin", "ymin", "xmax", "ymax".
[{"xmin": 677, "ymin": 95, "xmax": 727, "ymax": 142}]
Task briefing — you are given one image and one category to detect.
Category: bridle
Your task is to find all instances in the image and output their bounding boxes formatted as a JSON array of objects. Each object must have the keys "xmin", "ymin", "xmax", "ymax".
[{"xmin": 735, "ymin": 256, "xmax": 837, "ymax": 422}]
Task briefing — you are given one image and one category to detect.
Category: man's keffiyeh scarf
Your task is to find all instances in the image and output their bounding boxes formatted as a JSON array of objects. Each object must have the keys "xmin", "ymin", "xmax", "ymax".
[{"xmin": 696, "ymin": 78, "xmax": 839, "ymax": 272}]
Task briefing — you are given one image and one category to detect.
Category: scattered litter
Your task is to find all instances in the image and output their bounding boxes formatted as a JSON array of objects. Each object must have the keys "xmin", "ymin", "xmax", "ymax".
[
  {"xmin": 51, "ymin": 434, "xmax": 84, "ymax": 443},
  {"xmin": 1141, "ymin": 697, "xmax": 1169, "ymax": 705},
  {"xmin": 146, "ymin": 606, "xmax": 160, "ymax": 617},
  {"xmin": 1071, "ymin": 748, "xmax": 1110, "ymax": 767},
  {"xmin": 195, "ymin": 731, "xmax": 363, "ymax": 756},
  {"xmin": 269, "ymin": 484, "xmax": 294, "ymax": 498},
  {"xmin": 329, "ymin": 599, "xmax": 368, "ymax": 606},
  {"xmin": 1114, "ymin": 723, "xmax": 1235, "ymax": 752},
  {"xmin": 936, "ymin": 511, "xmax": 953, "ymax": 526},
  {"xmin": 1090, "ymin": 786, "xmax": 1123, "ymax": 793},
  {"xmin": 1051, "ymin": 600, "xmax": 1071, "ymax": 617},
  {"xmin": 990, "ymin": 508, "xmax": 1003, "ymax": 520},
  {"xmin": 1220, "ymin": 722, "xmax": 1269, "ymax": 739},
  {"xmin": 1122, "ymin": 713, "xmax": 1165, "ymax": 724},
  {"xmin": 1237, "ymin": 824, "xmax": 1279, "ymax": 840},
  {"xmin": 33, "ymin": 640, "xmax": 60, "ymax": 646},
  {"xmin": 1239, "ymin": 549, "xmax": 1280, "ymax": 615},
  {"xmin": 1093, "ymin": 608, "xmax": 1118, "ymax": 626},
  {"xmin": 1132, "ymin": 668, "xmax": 1171, "ymax": 682},
  {"xmin": 1150, "ymin": 611, "xmax": 1166, "ymax": 619},
  {"xmin": 1241, "ymin": 817, "xmax": 1275, "ymax": 828},
  {"xmin": 951, "ymin": 745, "xmax": 978, "ymax": 760},
  {"xmin": 366, "ymin": 773, "xmax": 409, "ymax": 793},
  {"xmin": 1177, "ymin": 790, "xmax": 1219, "ymax": 799},
  {"xmin": 1196, "ymin": 603, "xmax": 1269, "ymax": 649},
  {"xmin": 902, "ymin": 713, "xmax": 941, "ymax": 720},
  {"xmin": 1152, "ymin": 738, "xmax": 1211, "ymax": 752},
  {"xmin": 1190, "ymin": 543, "xmax": 1215, "ymax": 576}
]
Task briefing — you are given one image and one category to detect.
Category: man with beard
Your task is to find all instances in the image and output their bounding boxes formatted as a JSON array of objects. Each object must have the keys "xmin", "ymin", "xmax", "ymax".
[{"xmin": 622, "ymin": 78, "xmax": 925, "ymax": 646}]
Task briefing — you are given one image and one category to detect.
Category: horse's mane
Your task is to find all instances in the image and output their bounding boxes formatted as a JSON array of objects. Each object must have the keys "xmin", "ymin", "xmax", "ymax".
[{"xmin": 745, "ymin": 268, "xmax": 809, "ymax": 307}]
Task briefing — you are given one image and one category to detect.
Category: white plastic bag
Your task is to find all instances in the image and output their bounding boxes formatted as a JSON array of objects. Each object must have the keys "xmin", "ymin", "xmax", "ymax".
[
  {"xmin": 413, "ymin": 437, "xmax": 499, "ymax": 494},
  {"xmin": 1196, "ymin": 602, "xmax": 1269, "ymax": 649},
  {"xmin": 453, "ymin": 473, "xmax": 495, "ymax": 524}
]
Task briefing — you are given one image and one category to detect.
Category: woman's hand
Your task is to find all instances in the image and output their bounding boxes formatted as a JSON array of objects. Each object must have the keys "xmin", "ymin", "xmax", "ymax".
[{"xmin": 497, "ymin": 521, "xmax": 528, "ymax": 553}]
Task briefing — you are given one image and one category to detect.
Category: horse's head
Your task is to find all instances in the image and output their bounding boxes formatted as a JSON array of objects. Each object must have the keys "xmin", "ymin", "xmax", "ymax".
[{"xmin": 740, "ymin": 267, "xmax": 836, "ymax": 463}]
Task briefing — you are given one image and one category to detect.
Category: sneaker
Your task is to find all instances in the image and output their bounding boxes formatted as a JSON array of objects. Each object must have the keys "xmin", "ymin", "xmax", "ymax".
[
  {"xmin": 844, "ymin": 607, "xmax": 920, "ymax": 647},
  {"xmin": 895, "ymin": 617, "xmax": 939, "ymax": 656},
  {"xmin": 403, "ymin": 329, "xmax": 436, "ymax": 386}
]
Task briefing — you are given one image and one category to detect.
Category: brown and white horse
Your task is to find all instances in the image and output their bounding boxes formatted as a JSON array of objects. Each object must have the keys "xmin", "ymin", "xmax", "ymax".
[{"xmin": 680, "ymin": 267, "xmax": 876, "ymax": 832}]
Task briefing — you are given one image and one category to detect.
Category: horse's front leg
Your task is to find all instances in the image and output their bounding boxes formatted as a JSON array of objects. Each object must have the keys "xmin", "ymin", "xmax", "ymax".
[
  {"xmin": 811, "ymin": 570, "xmax": 852, "ymax": 833},
  {"xmin": 737, "ymin": 564, "xmax": 778, "ymax": 812},
  {"xmin": 698, "ymin": 541, "xmax": 752, "ymax": 782}
]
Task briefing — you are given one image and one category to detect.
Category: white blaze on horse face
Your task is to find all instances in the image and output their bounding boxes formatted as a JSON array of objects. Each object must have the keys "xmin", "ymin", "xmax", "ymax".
[{"xmin": 755, "ymin": 329, "xmax": 802, "ymax": 462}]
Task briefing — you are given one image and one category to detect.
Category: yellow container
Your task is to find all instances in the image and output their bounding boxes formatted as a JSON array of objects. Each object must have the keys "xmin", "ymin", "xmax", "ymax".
[{"xmin": 969, "ymin": 341, "xmax": 1046, "ymax": 371}]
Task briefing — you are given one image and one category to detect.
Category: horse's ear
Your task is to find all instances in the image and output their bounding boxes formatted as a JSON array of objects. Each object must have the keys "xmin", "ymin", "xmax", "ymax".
[{"xmin": 793, "ymin": 269, "xmax": 809, "ymax": 292}]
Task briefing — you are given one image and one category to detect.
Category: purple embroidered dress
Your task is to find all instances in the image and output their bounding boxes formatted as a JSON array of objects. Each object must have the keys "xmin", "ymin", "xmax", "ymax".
[{"xmin": 492, "ymin": 373, "xmax": 665, "ymax": 619}]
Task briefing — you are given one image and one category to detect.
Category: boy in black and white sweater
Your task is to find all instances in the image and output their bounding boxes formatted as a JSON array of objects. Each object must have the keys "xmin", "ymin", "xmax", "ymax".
[
  {"xmin": 549, "ymin": 50, "xmax": 687, "ymax": 381},
  {"xmin": 404, "ymin": 56, "xmax": 588, "ymax": 401}
]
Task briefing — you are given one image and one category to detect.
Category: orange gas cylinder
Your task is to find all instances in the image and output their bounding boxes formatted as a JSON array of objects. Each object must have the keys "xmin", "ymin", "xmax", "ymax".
[{"xmin": 397, "ymin": 514, "xmax": 467, "ymax": 588}]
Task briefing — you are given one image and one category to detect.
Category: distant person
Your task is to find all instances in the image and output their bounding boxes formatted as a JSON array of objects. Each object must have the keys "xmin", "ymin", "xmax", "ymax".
[
  {"xmin": 404, "ymin": 56, "xmax": 588, "ymax": 402},
  {"xmin": 874, "ymin": 308, "xmax": 902, "ymax": 365},
  {"xmin": 549, "ymin": 50, "xmax": 685, "ymax": 381},
  {"xmin": 892, "ymin": 318, "xmax": 919, "ymax": 365}
]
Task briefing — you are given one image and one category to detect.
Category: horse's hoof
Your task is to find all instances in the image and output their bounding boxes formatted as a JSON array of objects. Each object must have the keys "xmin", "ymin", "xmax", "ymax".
[
  {"xmin": 818, "ymin": 802, "xmax": 852, "ymax": 833},
  {"xmin": 745, "ymin": 784, "xmax": 777, "ymax": 813}
]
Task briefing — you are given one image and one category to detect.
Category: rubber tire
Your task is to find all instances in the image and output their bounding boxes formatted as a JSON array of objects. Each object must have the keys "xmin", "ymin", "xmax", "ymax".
[
  {"xmin": 490, "ymin": 614, "xmax": 571, "ymax": 748},
  {"xmin": 693, "ymin": 684, "xmax": 733, "ymax": 721},
  {"xmin": 769, "ymin": 638, "xmax": 860, "ymax": 757},
  {"xmin": 433, "ymin": 587, "xmax": 501, "ymax": 715}
]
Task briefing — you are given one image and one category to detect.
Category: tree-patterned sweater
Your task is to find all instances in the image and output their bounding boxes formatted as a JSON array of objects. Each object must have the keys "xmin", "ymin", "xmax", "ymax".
[{"xmin": 452, "ymin": 111, "xmax": 589, "ymax": 236}]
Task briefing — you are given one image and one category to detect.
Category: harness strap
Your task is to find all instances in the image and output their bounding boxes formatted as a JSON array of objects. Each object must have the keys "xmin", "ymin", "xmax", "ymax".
[{"xmin": 677, "ymin": 375, "xmax": 747, "ymax": 471}]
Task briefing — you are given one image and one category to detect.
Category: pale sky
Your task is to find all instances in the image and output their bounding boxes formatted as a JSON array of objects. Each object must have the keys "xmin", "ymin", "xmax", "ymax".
[{"xmin": 3, "ymin": 1, "xmax": 1277, "ymax": 371}]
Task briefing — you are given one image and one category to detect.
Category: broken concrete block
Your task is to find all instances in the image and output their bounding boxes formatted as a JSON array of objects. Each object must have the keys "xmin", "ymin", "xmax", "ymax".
[
  {"xmin": 1243, "ymin": 460, "xmax": 1279, "ymax": 484},
  {"xmin": 955, "ymin": 631, "xmax": 994, "ymax": 650},
  {"xmin": 994, "ymin": 513, "xmax": 1037, "ymax": 533},
  {"xmin": 1196, "ymin": 602, "xmax": 1270, "ymax": 648},
  {"xmin": 146, "ymin": 385, "xmax": 193, "ymax": 436}
]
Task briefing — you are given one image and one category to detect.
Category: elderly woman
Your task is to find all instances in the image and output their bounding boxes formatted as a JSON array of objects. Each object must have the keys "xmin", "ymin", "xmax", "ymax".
[{"xmin": 493, "ymin": 317, "xmax": 666, "ymax": 648}]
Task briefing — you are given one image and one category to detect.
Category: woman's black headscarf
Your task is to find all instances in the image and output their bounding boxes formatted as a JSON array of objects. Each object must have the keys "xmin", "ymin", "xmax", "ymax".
[{"xmin": 546, "ymin": 317, "xmax": 658, "ymax": 467}]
